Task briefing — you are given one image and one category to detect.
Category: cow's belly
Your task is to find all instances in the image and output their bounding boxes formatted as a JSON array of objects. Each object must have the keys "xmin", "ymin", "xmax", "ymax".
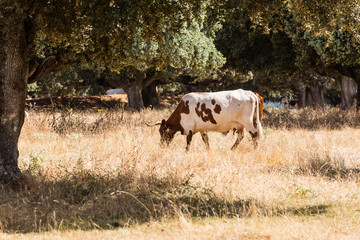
[
  {"xmin": 180, "ymin": 114, "xmax": 242, "ymax": 134},
  {"xmin": 195, "ymin": 121, "xmax": 242, "ymax": 133}
]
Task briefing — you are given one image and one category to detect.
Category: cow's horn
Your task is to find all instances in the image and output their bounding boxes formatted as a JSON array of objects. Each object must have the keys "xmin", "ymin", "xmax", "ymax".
[{"xmin": 144, "ymin": 120, "xmax": 161, "ymax": 127}]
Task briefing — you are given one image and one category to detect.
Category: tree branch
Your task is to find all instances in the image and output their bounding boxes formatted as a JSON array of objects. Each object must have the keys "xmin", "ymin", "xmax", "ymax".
[
  {"xmin": 28, "ymin": 56, "xmax": 59, "ymax": 84},
  {"xmin": 144, "ymin": 72, "xmax": 158, "ymax": 87}
]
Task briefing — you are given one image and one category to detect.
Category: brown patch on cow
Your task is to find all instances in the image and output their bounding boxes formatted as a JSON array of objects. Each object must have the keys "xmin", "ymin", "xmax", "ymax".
[
  {"xmin": 195, "ymin": 102, "xmax": 217, "ymax": 124},
  {"xmin": 249, "ymin": 131, "xmax": 258, "ymax": 139},
  {"xmin": 254, "ymin": 92, "xmax": 264, "ymax": 121},
  {"xmin": 201, "ymin": 103, "xmax": 206, "ymax": 111},
  {"xmin": 214, "ymin": 104, "xmax": 221, "ymax": 114},
  {"xmin": 182, "ymin": 100, "xmax": 190, "ymax": 114},
  {"xmin": 195, "ymin": 102, "xmax": 201, "ymax": 118},
  {"xmin": 211, "ymin": 99, "xmax": 216, "ymax": 105},
  {"xmin": 165, "ymin": 99, "xmax": 190, "ymax": 136}
]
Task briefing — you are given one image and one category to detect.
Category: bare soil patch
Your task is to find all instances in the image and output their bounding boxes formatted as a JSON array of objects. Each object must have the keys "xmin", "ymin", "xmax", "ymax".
[{"xmin": 26, "ymin": 95, "xmax": 128, "ymax": 110}]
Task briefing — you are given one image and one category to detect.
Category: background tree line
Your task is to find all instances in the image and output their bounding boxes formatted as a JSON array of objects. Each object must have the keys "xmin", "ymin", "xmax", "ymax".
[{"xmin": 28, "ymin": 1, "xmax": 360, "ymax": 110}]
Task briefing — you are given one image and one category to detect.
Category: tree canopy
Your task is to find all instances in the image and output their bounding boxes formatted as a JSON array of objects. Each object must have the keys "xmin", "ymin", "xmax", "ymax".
[{"xmin": 0, "ymin": 0, "xmax": 226, "ymax": 186}]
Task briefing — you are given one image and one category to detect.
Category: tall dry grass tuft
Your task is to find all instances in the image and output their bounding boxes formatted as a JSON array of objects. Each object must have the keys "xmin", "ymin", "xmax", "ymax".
[{"xmin": 0, "ymin": 107, "xmax": 359, "ymax": 233}]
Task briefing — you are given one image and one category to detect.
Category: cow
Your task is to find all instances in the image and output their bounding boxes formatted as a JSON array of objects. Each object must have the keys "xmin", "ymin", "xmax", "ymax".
[{"xmin": 145, "ymin": 89, "xmax": 263, "ymax": 151}]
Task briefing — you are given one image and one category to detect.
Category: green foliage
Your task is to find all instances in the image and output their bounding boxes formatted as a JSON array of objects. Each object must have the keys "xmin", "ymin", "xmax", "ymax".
[
  {"xmin": 108, "ymin": 15, "xmax": 225, "ymax": 78},
  {"xmin": 3, "ymin": 0, "xmax": 360, "ymax": 101},
  {"xmin": 158, "ymin": 82, "xmax": 183, "ymax": 96},
  {"xmin": 28, "ymin": 0, "xmax": 226, "ymax": 71},
  {"xmin": 215, "ymin": 7, "xmax": 297, "ymax": 97},
  {"xmin": 288, "ymin": 183, "xmax": 316, "ymax": 199},
  {"xmin": 23, "ymin": 0, "xmax": 226, "ymax": 99},
  {"xmin": 307, "ymin": 30, "xmax": 360, "ymax": 67},
  {"xmin": 221, "ymin": 0, "xmax": 360, "ymax": 41},
  {"xmin": 214, "ymin": 1, "xmax": 360, "ymax": 101},
  {"xmin": 28, "ymin": 67, "xmax": 105, "ymax": 97},
  {"xmin": 161, "ymin": 21, "xmax": 226, "ymax": 75},
  {"xmin": 0, "ymin": 0, "xmax": 28, "ymax": 30},
  {"xmin": 25, "ymin": 151, "xmax": 45, "ymax": 175},
  {"xmin": 2, "ymin": 0, "xmax": 227, "ymax": 75}
]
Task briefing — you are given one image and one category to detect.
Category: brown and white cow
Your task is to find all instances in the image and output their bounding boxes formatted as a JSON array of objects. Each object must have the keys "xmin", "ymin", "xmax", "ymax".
[{"xmin": 145, "ymin": 89, "xmax": 263, "ymax": 151}]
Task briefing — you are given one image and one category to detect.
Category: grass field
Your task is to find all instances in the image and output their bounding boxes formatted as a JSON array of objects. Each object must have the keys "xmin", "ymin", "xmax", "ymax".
[{"xmin": 1, "ymin": 106, "xmax": 360, "ymax": 239}]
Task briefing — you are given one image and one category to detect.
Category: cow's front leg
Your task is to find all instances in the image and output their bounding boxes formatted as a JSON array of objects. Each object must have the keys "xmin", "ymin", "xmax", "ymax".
[
  {"xmin": 186, "ymin": 130, "xmax": 193, "ymax": 151},
  {"xmin": 201, "ymin": 132, "xmax": 210, "ymax": 149},
  {"xmin": 230, "ymin": 128, "xmax": 244, "ymax": 150}
]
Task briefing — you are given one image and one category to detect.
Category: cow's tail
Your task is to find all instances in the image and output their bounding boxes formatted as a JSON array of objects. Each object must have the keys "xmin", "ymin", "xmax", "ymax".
[{"xmin": 253, "ymin": 93, "xmax": 263, "ymax": 140}]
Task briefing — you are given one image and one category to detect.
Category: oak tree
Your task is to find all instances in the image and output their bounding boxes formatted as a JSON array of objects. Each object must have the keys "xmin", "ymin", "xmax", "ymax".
[{"xmin": 0, "ymin": 0, "xmax": 222, "ymax": 187}]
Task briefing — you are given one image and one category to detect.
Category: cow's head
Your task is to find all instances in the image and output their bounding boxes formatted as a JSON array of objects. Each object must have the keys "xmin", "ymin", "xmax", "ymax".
[
  {"xmin": 159, "ymin": 119, "xmax": 176, "ymax": 146},
  {"xmin": 144, "ymin": 119, "xmax": 176, "ymax": 146}
]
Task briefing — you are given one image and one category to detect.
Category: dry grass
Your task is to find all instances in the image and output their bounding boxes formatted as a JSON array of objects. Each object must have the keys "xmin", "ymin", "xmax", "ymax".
[
  {"xmin": 1, "ymin": 106, "xmax": 360, "ymax": 239},
  {"xmin": 5, "ymin": 216, "xmax": 360, "ymax": 240},
  {"xmin": 263, "ymin": 105, "xmax": 360, "ymax": 129}
]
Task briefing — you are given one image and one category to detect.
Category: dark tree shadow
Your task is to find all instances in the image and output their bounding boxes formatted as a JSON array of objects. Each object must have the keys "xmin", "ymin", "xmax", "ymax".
[{"xmin": 0, "ymin": 171, "xmax": 331, "ymax": 233}]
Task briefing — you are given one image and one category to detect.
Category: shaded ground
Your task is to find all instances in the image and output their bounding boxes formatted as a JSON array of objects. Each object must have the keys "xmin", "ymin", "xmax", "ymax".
[
  {"xmin": 0, "ymin": 171, "xmax": 332, "ymax": 233},
  {"xmin": 26, "ymin": 95, "xmax": 181, "ymax": 110},
  {"xmin": 26, "ymin": 95, "xmax": 128, "ymax": 110}
]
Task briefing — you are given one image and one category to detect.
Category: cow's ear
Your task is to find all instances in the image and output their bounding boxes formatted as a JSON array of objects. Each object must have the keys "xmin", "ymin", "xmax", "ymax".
[{"xmin": 161, "ymin": 119, "xmax": 166, "ymax": 126}]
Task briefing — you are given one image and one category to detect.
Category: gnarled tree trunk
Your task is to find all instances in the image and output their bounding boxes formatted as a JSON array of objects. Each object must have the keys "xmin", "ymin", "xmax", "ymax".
[
  {"xmin": 357, "ymin": 79, "xmax": 360, "ymax": 110},
  {"xmin": 142, "ymin": 81, "xmax": 160, "ymax": 109},
  {"xmin": 123, "ymin": 80, "xmax": 144, "ymax": 111},
  {"xmin": 0, "ymin": 18, "xmax": 28, "ymax": 188},
  {"xmin": 340, "ymin": 75, "xmax": 357, "ymax": 109},
  {"xmin": 308, "ymin": 82, "xmax": 325, "ymax": 107},
  {"xmin": 297, "ymin": 81, "xmax": 306, "ymax": 108},
  {"xmin": 297, "ymin": 73, "xmax": 334, "ymax": 108}
]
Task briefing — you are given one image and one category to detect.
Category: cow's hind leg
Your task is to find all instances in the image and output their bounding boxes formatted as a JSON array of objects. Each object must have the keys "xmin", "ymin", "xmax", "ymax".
[
  {"xmin": 201, "ymin": 132, "xmax": 210, "ymax": 149},
  {"xmin": 231, "ymin": 128, "xmax": 244, "ymax": 150},
  {"xmin": 244, "ymin": 119, "xmax": 261, "ymax": 149},
  {"xmin": 249, "ymin": 131, "xmax": 260, "ymax": 148},
  {"xmin": 186, "ymin": 130, "xmax": 193, "ymax": 151}
]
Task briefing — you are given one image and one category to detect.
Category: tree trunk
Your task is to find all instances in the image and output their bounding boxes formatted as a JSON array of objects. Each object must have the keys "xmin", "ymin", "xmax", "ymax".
[
  {"xmin": 124, "ymin": 81, "xmax": 144, "ymax": 111},
  {"xmin": 305, "ymin": 89, "xmax": 314, "ymax": 107},
  {"xmin": 357, "ymin": 79, "xmax": 360, "ymax": 110},
  {"xmin": 142, "ymin": 81, "xmax": 160, "ymax": 109},
  {"xmin": 308, "ymin": 82, "xmax": 324, "ymax": 107},
  {"xmin": 297, "ymin": 81, "xmax": 306, "ymax": 108},
  {"xmin": 340, "ymin": 75, "xmax": 358, "ymax": 109},
  {"xmin": 0, "ymin": 18, "xmax": 28, "ymax": 188}
]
